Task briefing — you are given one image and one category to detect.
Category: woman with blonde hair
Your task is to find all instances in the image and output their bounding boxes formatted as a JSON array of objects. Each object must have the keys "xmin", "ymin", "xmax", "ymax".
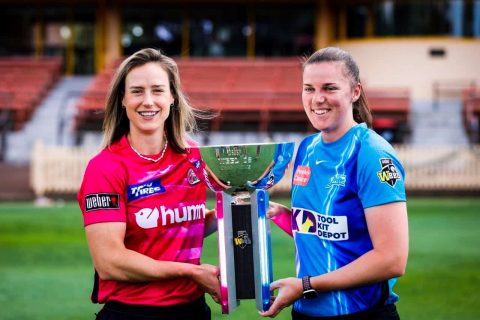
[{"xmin": 78, "ymin": 48, "xmax": 220, "ymax": 320}]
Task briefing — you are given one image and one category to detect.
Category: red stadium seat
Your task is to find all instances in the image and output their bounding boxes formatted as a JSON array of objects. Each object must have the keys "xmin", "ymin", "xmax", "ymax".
[{"xmin": 0, "ymin": 57, "xmax": 63, "ymax": 130}]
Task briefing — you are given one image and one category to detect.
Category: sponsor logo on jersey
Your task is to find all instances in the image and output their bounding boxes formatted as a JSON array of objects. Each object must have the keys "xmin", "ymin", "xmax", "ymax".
[
  {"xmin": 85, "ymin": 193, "xmax": 119, "ymax": 212},
  {"xmin": 377, "ymin": 158, "xmax": 401, "ymax": 187},
  {"xmin": 292, "ymin": 207, "xmax": 349, "ymax": 241},
  {"xmin": 134, "ymin": 203, "xmax": 206, "ymax": 229},
  {"xmin": 293, "ymin": 165, "xmax": 311, "ymax": 186},
  {"xmin": 187, "ymin": 168, "xmax": 201, "ymax": 185},
  {"xmin": 127, "ymin": 178, "xmax": 165, "ymax": 202},
  {"xmin": 234, "ymin": 230, "xmax": 252, "ymax": 249},
  {"xmin": 326, "ymin": 174, "xmax": 346, "ymax": 188}
]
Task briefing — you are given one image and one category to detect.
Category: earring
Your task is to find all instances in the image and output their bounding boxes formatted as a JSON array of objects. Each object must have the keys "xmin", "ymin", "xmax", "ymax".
[{"xmin": 170, "ymin": 103, "xmax": 175, "ymax": 109}]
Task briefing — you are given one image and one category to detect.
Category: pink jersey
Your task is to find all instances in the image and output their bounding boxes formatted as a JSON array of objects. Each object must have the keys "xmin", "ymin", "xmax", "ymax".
[{"xmin": 77, "ymin": 135, "xmax": 207, "ymax": 306}]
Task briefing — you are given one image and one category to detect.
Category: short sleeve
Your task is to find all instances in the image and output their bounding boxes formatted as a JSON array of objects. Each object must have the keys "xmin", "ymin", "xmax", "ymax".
[
  {"xmin": 77, "ymin": 155, "xmax": 127, "ymax": 226},
  {"xmin": 357, "ymin": 141, "xmax": 406, "ymax": 209}
]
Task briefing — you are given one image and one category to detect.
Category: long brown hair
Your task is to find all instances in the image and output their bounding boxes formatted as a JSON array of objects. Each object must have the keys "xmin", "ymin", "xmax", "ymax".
[
  {"xmin": 102, "ymin": 48, "xmax": 203, "ymax": 152},
  {"xmin": 302, "ymin": 47, "xmax": 372, "ymax": 128}
]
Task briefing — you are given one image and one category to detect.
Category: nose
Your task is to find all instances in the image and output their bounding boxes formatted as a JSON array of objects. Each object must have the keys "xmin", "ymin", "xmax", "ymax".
[
  {"xmin": 143, "ymin": 91, "xmax": 154, "ymax": 107},
  {"xmin": 313, "ymin": 91, "xmax": 326, "ymax": 104}
]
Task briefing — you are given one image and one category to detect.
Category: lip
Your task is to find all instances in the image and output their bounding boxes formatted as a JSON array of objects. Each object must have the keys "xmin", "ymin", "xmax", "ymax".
[
  {"xmin": 137, "ymin": 110, "xmax": 160, "ymax": 117},
  {"xmin": 311, "ymin": 108, "xmax": 330, "ymax": 115}
]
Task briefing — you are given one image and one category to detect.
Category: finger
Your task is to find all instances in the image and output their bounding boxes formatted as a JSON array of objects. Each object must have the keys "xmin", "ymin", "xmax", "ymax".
[
  {"xmin": 209, "ymin": 292, "xmax": 220, "ymax": 304},
  {"xmin": 259, "ymin": 299, "xmax": 283, "ymax": 317},
  {"xmin": 269, "ymin": 280, "xmax": 281, "ymax": 291}
]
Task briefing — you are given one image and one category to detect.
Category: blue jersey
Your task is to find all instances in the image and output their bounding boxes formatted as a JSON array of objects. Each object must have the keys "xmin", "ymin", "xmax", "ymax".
[{"xmin": 291, "ymin": 123, "xmax": 406, "ymax": 317}]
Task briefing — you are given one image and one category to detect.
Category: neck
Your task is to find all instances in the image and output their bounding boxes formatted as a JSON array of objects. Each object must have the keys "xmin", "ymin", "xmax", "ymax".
[
  {"xmin": 128, "ymin": 131, "xmax": 166, "ymax": 155},
  {"xmin": 322, "ymin": 120, "xmax": 357, "ymax": 143}
]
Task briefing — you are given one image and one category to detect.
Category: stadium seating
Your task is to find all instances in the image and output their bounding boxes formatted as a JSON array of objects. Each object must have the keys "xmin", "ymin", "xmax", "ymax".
[
  {"xmin": 366, "ymin": 88, "xmax": 411, "ymax": 143},
  {"xmin": 178, "ymin": 58, "xmax": 307, "ymax": 132},
  {"xmin": 0, "ymin": 57, "xmax": 63, "ymax": 130},
  {"xmin": 74, "ymin": 58, "xmax": 410, "ymax": 141}
]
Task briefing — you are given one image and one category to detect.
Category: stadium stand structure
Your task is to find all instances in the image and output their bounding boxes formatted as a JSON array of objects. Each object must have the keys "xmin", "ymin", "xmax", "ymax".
[
  {"xmin": 366, "ymin": 88, "xmax": 411, "ymax": 143},
  {"xmin": 0, "ymin": 57, "xmax": 63, "ymax": 130},
  {"xmin": 73, "ymin": 58, "xmax": 411, "ymax": 143},
  {"xmin": 463, "ymin": 88, "xmax": 480, "ymax": 143}
]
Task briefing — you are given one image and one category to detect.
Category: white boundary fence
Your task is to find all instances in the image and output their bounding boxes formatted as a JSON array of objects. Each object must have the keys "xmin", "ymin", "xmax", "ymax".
[
  {"xmin": 30, "ymin": 140, "xmax": 98, "ymax": 197},
  {"xmin": 271, "ymin": 144, "xmax": 480, "ymax": 194},
  {"xmin": 30, "ymin": 141, "xmax": 480, "ymax": 197}
]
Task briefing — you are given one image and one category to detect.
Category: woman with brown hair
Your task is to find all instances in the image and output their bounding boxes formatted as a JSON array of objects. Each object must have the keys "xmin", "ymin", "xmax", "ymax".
[{"xmin": 262, "ymin": 47, "xmax": 408, "ymax": 319}]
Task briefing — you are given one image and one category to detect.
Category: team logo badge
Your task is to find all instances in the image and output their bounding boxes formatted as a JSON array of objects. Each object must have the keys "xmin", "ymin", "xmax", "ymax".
[
  {"xmin": 187, "ymin": 168, "xmax": 200, "ymax": 185},
  {"xmin": 326, "ymin": 174, "xmax": 346, "ymax": 188},
  {"xmin": 377, "ymin": 158, "xmax": 401, "ymax": 187},
  {"xmin": 85, "ymin": 193, "xmax": 119, "ymax": 212},
  {"xmin": 234, "ymin": 231, "xmax": 252, "ymax": 249}
]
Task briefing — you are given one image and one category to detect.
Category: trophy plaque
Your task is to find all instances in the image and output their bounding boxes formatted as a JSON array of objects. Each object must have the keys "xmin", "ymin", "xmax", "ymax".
[{"xmin": 189, "ymin": 142, "xmax": 295, "ymax": 314}]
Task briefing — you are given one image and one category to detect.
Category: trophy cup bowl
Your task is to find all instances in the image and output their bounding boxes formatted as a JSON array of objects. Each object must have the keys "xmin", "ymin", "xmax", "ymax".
[{"xmin": 188, "ymin": 142, "xmax": 295, "ymax": 314}]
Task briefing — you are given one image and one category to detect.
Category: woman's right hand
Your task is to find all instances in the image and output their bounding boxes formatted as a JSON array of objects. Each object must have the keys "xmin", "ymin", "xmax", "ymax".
[
  {"xmin": 191, "ymin": 264, "xmax": 221, "ymax": 304},
  {"xmin": 267, "ymin": 201, "xmax": 290, "ymax": 219},
  {"xmin": 268, "ymin": 201, "xmax": 293, "ymax": 237}
]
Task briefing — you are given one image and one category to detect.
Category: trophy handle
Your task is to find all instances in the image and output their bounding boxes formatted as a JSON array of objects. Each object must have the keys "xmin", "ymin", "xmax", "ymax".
[
  {"xmin": 216, "ymin": 192, "xmax": 239, "ymax": 314},
  {"xmin": 251, "ymin": 189, "xmax": 273, "ymax": 312}
]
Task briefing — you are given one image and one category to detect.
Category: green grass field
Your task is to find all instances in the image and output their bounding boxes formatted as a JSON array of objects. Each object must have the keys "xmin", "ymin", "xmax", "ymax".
[{"xmin": 0, "ymin": 197, "xmax": 479, "ymax": 320}]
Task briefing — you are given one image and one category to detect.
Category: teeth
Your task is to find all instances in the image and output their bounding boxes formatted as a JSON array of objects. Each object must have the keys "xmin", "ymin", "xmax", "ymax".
[
  {"xmin": 313, "ymin": 109, "xmax": 329, "ymax": 115},
  {"xmin": 138, "ymin": 111, "xmax": 158, "ymax": 117}
]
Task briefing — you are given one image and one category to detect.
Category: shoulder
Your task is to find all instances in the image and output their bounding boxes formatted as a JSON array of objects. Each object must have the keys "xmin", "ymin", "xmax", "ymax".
[
  {"xmin": 354, "ymin": 125, "xmax": 399, "ymax": 160},
  {"xmin": 298, "ymin": 132, "xmax": 320, "ymax": 151},
  {"xmin": 85, "ymin": 143, "xmax": 127, "ymax": 177}
]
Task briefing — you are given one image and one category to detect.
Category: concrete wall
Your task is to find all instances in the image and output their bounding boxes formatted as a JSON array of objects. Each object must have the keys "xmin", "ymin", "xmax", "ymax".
[{"xmin": 335, "ymin": 39, "xmax": 480, "ymax": 101}]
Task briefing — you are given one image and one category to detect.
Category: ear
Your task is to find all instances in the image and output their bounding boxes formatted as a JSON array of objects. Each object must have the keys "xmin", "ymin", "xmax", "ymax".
[{"xmin": 352, "ymin": 82, "xmax": 361, "ymax": 103}]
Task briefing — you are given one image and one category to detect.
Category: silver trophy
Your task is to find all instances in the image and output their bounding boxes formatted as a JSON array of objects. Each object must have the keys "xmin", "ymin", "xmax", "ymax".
[{"xmin": 188, "ymin": 142, "xmax": 295, "ymax": 314}]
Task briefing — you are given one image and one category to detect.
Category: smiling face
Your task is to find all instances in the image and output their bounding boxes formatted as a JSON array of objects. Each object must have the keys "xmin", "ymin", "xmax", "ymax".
[
  {"xmin": 122, "ymin": 62, "xmax": 175, "ymax": 138},
  {"xmin": 302, "ymin": 61, "xmax": 361, "ymax": 143}
]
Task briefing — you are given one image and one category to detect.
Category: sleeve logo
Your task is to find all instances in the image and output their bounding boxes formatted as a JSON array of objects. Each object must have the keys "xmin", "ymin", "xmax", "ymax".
[
  {"xmin": 377, "ymin": 158, "xmax": 401, "ymax": 187},
  {"xmin": 85, "ymin": 193, "xmax": 120, "ymax": 212}
]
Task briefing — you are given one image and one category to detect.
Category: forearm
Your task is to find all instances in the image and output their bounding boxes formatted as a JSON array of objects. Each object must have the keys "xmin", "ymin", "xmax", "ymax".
[
  {"xmin": 312, "ymin": 202, "xmax": 409, "ymax": 292},
  {"xmin": 310, "ymin": 247, "xmax": 407, "ymax": 293},
  {"xmin": 92, "ymin": 246, "xmax": 197, "ymax": 282},
  {"xmin": 268, "ymin": 201, "xmax": 293, "ymax": 236},
  {"xmin": 86, "ymin": 222, "xmax": 202, "ymax": 282}
]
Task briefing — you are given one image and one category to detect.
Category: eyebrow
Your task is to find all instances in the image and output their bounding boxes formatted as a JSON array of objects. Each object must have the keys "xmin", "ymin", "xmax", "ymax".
[
  {"xmin": 127, "ymin": 84, "xmax": 167, "ymax": 90},
  {"xmin": 302, "ymin": 82, "xmax": 337, "ymax": 86}
]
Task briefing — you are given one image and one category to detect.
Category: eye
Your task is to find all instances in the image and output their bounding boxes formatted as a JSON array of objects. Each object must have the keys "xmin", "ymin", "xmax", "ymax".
[
  {"xmin": 325, "ymin": 86, "xmax": 337, "ymax": 92},
  {"xmin": 303, "ymin": 87, "xmax": 314, "ymax": 93}
]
